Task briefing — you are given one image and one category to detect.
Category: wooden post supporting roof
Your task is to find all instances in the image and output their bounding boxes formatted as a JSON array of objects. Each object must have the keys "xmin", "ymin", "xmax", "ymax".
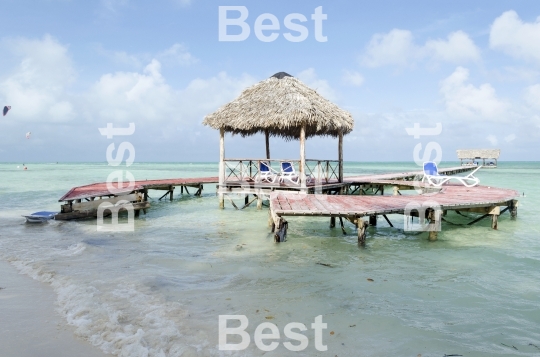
[
  {"xmin": 265, "ymin": 129, "xmax": 270, "ymax": 160},
  {"xmin": 219, "ymin": 128, "xmax": 225, "ymax": 209},
  {"xmin": 300, "ymin": 123, "xmax": 306, "ymax": 189},
  {"xmin": 338, "ymin": 131, "xmax": 343, "ymax": 183}
]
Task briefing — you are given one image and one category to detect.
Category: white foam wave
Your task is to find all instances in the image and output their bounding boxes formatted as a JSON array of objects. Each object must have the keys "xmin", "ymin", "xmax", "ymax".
[
  {"xmin": 6, "ymin": 258, "xmax": 216, "ymax": 357},
  {"xmin": 55, "ymin": 243, "xmax": 87, "ymax": 256}
]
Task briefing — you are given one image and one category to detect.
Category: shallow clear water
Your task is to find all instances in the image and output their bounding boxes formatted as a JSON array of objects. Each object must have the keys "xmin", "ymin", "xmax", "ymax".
[{"xmin": 0, "ymin": 162, "xmax": 538, "ymax": 356}]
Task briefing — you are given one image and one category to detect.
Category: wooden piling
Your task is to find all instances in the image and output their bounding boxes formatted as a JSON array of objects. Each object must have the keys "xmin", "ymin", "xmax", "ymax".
[
  {"xmin": 510, "ymin": 200, "xmax": 518, "ymax": 219},
  {"xmin": 369, "ymin": 215, "xmax": 377, "ymax": 226},
  {"xmin": 491, "ymin": 214, "xmax": 498, "ymax": 230},
  {"xmin": 268, "ymin": 209, "xmax": 274, "ymax": 228},
  {"xmin": 357, "ymin": 219, "xmax": 367, "ymax": 244},
  {"xmin": 257, "ymin": 194, "xmax": 263, "ymax": 210},
  {"xmin": 428, "ymin": 209, "xmax": 439, "ymax": 241},
  {"xmin": 169, "ymin": 186, "xmax": 174, "ymax": 201},
  {"xmin": 330, "ymin": 216, "xmax": 336, "ymax": 228},
  {"xmin": 143, "ymin": 189, "xmax": 148, "ymax": 214},
  {"xmin": 339, "ymin": 217, "xmax": 346, "ymax": 235},
  {"xmin": 274, "ymin": 218, "xmax": 287, "ymax": 243}
]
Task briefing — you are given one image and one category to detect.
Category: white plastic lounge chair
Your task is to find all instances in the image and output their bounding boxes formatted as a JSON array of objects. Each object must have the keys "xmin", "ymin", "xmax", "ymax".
[
  {"xmin": 279, "ymin": 162, "xmax": 312, "ymax": 185},
  {"xmin": 280, "ymin": 162, "xmax": 298, "ymax": 184},
  {"xmin": 422, "ymin": 161, "xmax": 481, "ymax": 187},
  {"xmin": 257, "ymin": 161, "xmax": 279, "ymax": 183}
]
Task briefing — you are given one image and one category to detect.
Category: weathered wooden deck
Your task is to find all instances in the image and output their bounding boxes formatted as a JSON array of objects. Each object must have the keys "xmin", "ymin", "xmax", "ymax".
[
  {"xmin": 344, "ymin": 166, "xmax": 473, "ymax": 184},
  {"xmin": 59, "ymin": 177, "xmax": 219, "ymax": 201},
  {"xmin": 55, "ymin": 164, "xmax": 513, "ymax": 241},
  {"xmin": 56, "ymin": 177, "xmax": 218, "ymax": 220},
  {"xmin": 269, "ymin": 184, "xmax": 519, "ymax": 243}
]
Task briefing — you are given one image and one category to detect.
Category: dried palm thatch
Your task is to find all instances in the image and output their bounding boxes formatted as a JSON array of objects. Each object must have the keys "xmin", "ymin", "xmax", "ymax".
[
  {"xmin": 457, "ymin": 149, "xmax": 500, "ymax": 159},
  {"xmin": 203, "ymin": 72, "xmax": 354, "ymax": 139}
]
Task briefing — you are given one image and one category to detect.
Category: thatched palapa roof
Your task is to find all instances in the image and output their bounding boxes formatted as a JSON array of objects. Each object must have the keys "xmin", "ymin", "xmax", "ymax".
[
  {"xmin": 203, "ymin": 72, "xmax": 354, "ymax": 140},
  {"xmin": 457, "ymin": 149, "xmax": 500, "ymax": 159}
]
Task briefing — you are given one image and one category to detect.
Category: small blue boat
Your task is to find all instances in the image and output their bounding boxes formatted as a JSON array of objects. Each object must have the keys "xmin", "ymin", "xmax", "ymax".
[{"xmin": 23, "ymin": 211, "xmax": 57, "ymax": 223}]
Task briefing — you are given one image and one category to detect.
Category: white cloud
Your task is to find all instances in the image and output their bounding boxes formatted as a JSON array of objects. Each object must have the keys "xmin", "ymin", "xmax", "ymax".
[
  {"xmin": 96, "ymin": 43, "xmax": 197, "ymax": 69},
  {"xmin": 101, "ymin": 0, "xmax": 128, "ymax": 13},
  {"xmin": 492, "ymin": 66, "xmax": 540, "ymax": 82},
  {"xmin": 86, "ymin": 59, "xmax": 172, "ymax": 122},
  {"xmin": 440, "ymin": 67, "xmax": 508, "ymax": 119},
  {"xmin": 342, "ymin": 70, "xmax": 365, "ymax": 86},
  {"xmin": 505, "ymin": 133, "xmax": 516, "ymax": 142},
  {"xmin": 531, "ymin": 115, "xmax": 540, "ymax": 129},
  {"xmin": 0, "ymin": 34, "xmax": 76, "ymax": 123},
  {"xmin": 425, "ymin": 31, "xmax": 481, "ymax": 64},
  {"xmin": 486, "ymin": 135, "xmax": 498, "ymax": 145},
  {"xmin": 361, "ymin": 29, "xmax": 480, "ymax": 67},
  {"xmin": 156, "ymin": 43, "xmax": 197, "ymax": 66},
  {"xmin": 0, "ymin": 35, "xmax": 252, "ymax": 129},
  {"xmin": 361, "ymin": 29, "xmax": 417, "ymax": 67},
  {"xmin": 95, "ymin": 45, "xmax": 143, "ymax": 68},
  {"xmin": 297, "ymin": 68, "xmax": 336, "ymax": 100},
  {"xmin": 524, "ymin": 83, "xmax": 540, "ymax": 109},
  {"xmin": 179, "ymin": 71, "xmax": 256, "ymax": 120},
  {"xmin": 86, "ymin": 61, "xmax": 255, "ymax": 124},
  {"xmin": 490, "ymin": 10, "xmax": 540, "ymax": 63}
]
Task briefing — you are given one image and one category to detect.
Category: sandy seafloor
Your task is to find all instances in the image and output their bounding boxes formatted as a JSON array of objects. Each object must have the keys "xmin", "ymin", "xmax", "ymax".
[{"xmin": 0, "ymin": 162, "xmax": 539, "ymax": 357}]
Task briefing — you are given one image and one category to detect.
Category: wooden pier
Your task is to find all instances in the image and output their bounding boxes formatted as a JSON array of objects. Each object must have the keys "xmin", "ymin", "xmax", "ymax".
[
  {"xmin": 55, "ymin": 164, "xmax": 521, "ymax": 247},
  {"xmin": 55, "ymin": 177, "xmax": 218, "ymax": 220},
  {"xmin": 344, "ymin": 165, "xmax": 474, "ymax": 184},
  {"xmin": 54, "ymin": 166, "xmax": 477, "ymax": 219},
  {"xmin": 269, "ymin": 183, "xmax": 519, "ymax": 243}
]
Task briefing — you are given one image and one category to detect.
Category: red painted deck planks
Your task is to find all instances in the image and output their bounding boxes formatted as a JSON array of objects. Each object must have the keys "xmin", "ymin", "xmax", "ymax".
[
  {"xmin": 270, "ymin": 185, "xmax": 518, "ymax": 217},
  {"xmin": 59, "ymin": 177, "xmax": 219, "ymax": 201}
]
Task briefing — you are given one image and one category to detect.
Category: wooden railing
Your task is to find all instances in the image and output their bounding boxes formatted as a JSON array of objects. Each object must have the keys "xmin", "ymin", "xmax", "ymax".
[{"xmin": 223, "ymin": 159, "xmax": 341, "ymax": 184}]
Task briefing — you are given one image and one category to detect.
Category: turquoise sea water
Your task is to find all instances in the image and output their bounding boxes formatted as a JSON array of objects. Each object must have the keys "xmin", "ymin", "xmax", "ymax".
[{"xmin": 0, "ymin": 162, "xmax": 539, "ymax": 356}]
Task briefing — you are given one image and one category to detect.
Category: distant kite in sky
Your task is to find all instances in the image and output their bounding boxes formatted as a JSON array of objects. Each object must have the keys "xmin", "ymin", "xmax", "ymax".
[
  {"xmin": 3, "ymin": 106, "xmax": 11, "ymax": 116},
  {"xmin": 26, "ymin": 132, "xmax": 31, "ymax": 139}
]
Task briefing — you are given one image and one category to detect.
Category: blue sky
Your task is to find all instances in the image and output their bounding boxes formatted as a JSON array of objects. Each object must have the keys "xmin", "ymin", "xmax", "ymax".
[{"xmin": 1, "ymin": 0, "xmax": 540, "ymax": 162}]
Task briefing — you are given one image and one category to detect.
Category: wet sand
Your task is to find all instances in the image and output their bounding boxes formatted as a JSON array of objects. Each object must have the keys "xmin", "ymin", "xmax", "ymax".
[{"xmin": 0, "ymin": 260, "xmax": 109, "ymax": 357}]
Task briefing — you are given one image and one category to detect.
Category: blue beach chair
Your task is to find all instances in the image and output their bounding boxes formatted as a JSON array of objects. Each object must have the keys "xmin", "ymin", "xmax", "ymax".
[
  {"xmin": 258, "ymin": 161, "xmax": 279, "ymax": 183},
  {"xmin": 280, "ymin": 162, "xmax": 312, "ymax": 185},
  {"xmin": 422, "ymin": 161, "xmax": 481, "ymax": 187},
  {"xmin": 280, "ymin": 162, "xmax": 298, "ymax": 184}
]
